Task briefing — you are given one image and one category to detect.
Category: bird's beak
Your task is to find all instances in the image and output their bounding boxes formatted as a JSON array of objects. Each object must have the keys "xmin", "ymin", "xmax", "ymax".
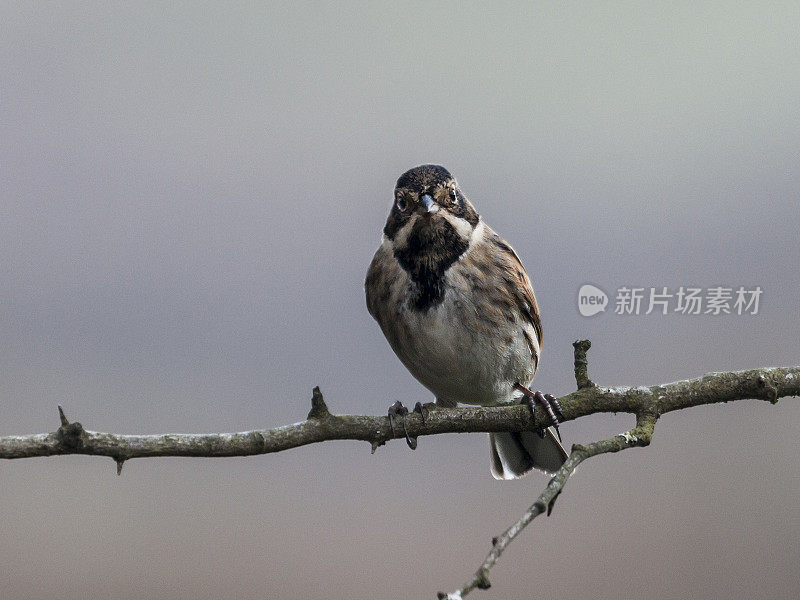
[{"xmin": 421, "ymin": 194, "xmax": 439, "ymax": 214}]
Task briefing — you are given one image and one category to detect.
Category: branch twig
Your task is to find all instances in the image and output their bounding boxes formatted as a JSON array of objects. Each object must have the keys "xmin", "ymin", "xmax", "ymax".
[
  {"xmin": 2, "ymin": 346, "xmax": 794, "ymax": 469},
  {"xmin": 1, "ymin": 342, "xmax": 797, "ymax": 598},
  {"xmin": 440, "ymin": 411, "xmax": 657, "ymax": 599},
  {"xmin": 438, "ymin": 343, "xmax": 795, "ymax": 598}
]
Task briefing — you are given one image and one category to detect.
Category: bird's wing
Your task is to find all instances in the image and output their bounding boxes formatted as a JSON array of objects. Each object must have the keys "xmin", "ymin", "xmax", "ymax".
[
  {"xmin": 365, "ymin": 238, "xmax": 400, "ymax": 322},
  {"xmin": 490, "ymin": 234, "xmax": 543, "ymax": 351}
]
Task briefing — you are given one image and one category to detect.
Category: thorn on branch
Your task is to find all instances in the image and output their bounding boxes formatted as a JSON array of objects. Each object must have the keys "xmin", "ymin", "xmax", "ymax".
[
  {"xmin": 58, "ymin": 405, "xmax": 69, "ymax": 426},
  {"xmin": 572, "ymin": 339, "xmax": 595, "ymax": 390},
  {"xmin": 115, "ymin": 458, "xmax": 125, "ymax": 475},
  {"xmin": 475, "ymin": 569, "xmax": 491, "ymax": 590},
  {"xmin": 571, "ymin": 443, "xmax": 589, "ymax": 456},
  {"xmin": 306, "ymin": 386, "xmax": 331, "ymax": 420}
]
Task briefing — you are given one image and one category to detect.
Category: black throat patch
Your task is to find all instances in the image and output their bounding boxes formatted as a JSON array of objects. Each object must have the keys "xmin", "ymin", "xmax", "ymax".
[{"xmin": 393, "ymin": 216, "xmax": 470, "ymax": 311}]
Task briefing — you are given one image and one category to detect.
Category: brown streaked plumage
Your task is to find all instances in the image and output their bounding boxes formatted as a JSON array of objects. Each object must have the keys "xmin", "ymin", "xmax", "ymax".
[{"xmin": 365, "ymin": 165, "xmax": 567, "ymax": 479}]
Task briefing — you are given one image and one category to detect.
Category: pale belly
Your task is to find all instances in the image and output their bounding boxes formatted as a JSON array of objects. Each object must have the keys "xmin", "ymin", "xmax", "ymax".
[{"xmin": 388, "ymin": 286, "xmax": 536, "ymax": 406}]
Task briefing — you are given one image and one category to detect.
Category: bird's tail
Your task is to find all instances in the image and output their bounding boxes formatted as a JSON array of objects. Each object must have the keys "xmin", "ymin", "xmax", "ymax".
[{"xmin": 489, "ymin": 429, "xmax": 568, "ymax": 479}]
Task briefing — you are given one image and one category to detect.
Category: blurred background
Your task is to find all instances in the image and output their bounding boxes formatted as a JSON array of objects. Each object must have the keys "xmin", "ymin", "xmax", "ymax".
[{"xmin": 2, "ymin": 2, "xmax": 798, "ymax": 599}]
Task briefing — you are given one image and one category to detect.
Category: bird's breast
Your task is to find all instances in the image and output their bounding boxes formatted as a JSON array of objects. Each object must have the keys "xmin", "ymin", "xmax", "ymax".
[{"xmin": 376, "ymin": 260, "xmax": 536, "ymax": 406}]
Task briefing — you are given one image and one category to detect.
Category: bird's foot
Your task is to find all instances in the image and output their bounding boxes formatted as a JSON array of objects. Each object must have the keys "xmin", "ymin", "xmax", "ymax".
[
  {"xmin": 388, "ymin": 400, "xmax": 417, "ymax": 449},
  {"xmin": 412, "ymin": 401, "xmax": 438, "ymax": 423},
  {"xmin": 513, "ymin": 383, "xmax": 564, "ymax": 442}
]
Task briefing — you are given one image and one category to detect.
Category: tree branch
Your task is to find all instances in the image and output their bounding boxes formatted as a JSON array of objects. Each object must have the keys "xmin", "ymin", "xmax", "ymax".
[
  {"xmin": 2, "ymin": 344, "xmax": 794, "ymax": 466},
  {"xmin": 438, "ymin": 342, "xmax": 797, "ymax": 598},
  {"xmin": 1, "ymin": 341, "xmax": 798, "ymax": 597},
  {"xmin": 440, "ymin": 411, "xmax": 659, "ymax": 599}
]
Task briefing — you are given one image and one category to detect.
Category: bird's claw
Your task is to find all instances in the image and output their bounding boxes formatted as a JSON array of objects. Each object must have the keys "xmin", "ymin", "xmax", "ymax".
[
  {"xmin": 388, "ymin": 400, "xmax": 407, "ymax": 436},
  {"xmin": 545, "ymin": 393, "xmax": 564, "ymax": 422},
  {"xmin": 387, "ymin": 400, "xmax": 417, "ymax": 449},
  {"xmin": 514, "ymin": 384, "xmax": 564, "ymax": 443}
]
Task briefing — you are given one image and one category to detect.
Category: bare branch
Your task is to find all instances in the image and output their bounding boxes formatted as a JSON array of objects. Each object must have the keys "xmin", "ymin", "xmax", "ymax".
[
  {"xmin": 1, "ymin": 348, "xmax": 797, "ymax": 468},
  {"xmin": 572, "ymin": 339, "xmax": 595, "ymax": 389},
  {"xmin": 439, "ymin": 343, "xmax": 798, "ymax": 598},
  {"xmin": 441, "ymin": 412, "xmax": 658, "ymax": 599},
  {"xmin": 1, "ymin": 341, "xmax": 798, "ymax": 597}
]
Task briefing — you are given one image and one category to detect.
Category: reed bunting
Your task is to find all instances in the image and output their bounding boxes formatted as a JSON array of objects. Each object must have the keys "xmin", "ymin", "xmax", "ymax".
[{"xmin": 365, "ymin": 165, "xmax": 567, "ymax": 479}]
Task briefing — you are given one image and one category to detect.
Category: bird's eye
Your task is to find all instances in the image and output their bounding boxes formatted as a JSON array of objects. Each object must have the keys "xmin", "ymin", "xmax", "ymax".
[
  {"xmin": 395, "ymin": 196, "xmax": 407, "ymax": 211},
  {"xmin": 449, "ymin": 187, "xmax": 458, "ymax": 203}
]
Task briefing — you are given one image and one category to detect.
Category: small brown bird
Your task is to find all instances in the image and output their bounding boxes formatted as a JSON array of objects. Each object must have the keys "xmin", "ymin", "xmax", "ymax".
[{"xmin": 365, "ymin": 165, "xmax": 567, "ymax": 479}]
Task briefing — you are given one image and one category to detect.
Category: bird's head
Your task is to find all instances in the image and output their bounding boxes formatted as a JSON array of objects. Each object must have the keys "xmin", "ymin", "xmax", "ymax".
[{"xmin": 383, "ymin": 165, "xmax": 481, "ymax": 278}]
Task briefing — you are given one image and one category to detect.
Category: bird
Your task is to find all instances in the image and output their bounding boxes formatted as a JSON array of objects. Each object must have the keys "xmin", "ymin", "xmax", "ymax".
[{"xmin": 365, "ymin": 164, "xmax": 567, "ymax": 479}]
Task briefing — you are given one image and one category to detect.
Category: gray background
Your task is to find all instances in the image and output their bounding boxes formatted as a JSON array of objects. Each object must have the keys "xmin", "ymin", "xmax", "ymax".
[{"xmin": 2, "ymin": 2, "xmax": 799, "ymax": 599}]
